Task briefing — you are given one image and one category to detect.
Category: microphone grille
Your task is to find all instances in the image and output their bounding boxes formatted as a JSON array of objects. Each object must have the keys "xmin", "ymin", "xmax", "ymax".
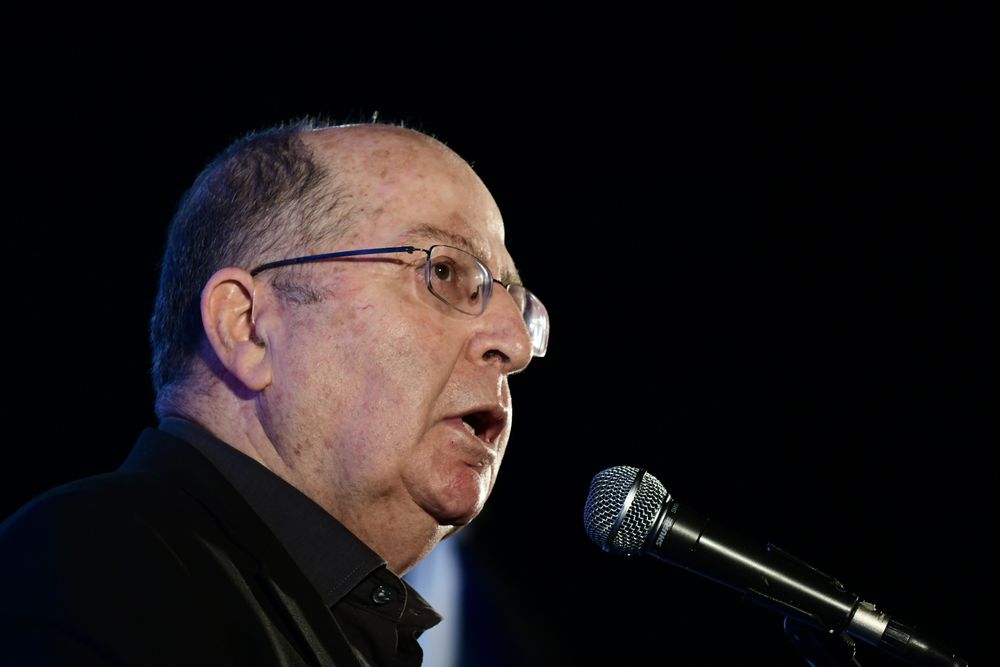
[{"xmin": 583, "ymin": 465, "xmax": 669, "ymax": 555}]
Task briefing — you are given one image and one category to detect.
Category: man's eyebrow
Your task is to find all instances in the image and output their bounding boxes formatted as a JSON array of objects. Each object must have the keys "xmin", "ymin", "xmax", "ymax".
[
  {"xmin": 403, "ymin": 223, "xmax": 482, "ymax": 255},
  {"xmin": 402, "ymin": 223, "xmax": 522, "ymax": 285}
]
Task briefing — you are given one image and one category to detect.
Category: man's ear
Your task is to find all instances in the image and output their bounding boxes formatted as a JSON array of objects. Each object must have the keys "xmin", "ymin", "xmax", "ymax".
[{"xmin": 200, "ymin": 268, "xmax": 272, "ymax": 392}]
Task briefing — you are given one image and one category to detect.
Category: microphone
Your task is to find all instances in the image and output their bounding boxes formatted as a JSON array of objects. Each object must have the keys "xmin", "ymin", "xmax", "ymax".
[{"xmin": 582, "ymin": 465, "xmax": 968, "ymax": 667}]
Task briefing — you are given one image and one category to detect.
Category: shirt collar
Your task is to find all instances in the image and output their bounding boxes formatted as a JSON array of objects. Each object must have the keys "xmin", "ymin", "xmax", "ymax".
[{"xmin": 158, "ymin": 416, "xmax": 389, "ymax": 607}]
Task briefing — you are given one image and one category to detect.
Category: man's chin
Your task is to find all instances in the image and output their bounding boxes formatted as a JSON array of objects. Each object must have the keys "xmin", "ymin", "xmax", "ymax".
[
  {"xmin": 425, "ymin": 489, "xmax": 487, "ymax": 527},
  {"xmin": 409, "ymin": 464, "xmax": 492, "ymax": 526},
  {"xmin": 429, "ymin": 500, "xmax": 483, "ymax": 527}
]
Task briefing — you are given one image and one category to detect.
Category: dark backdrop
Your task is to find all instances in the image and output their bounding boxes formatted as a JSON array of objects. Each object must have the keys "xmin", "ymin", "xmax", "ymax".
[{"xmin": 4, "ymin": 16, "xmax": 992, "ymax": 666}]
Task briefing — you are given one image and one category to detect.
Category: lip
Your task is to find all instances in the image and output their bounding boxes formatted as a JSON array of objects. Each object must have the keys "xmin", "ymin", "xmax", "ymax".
[
  {"xmin": 450, "ymin": 403, "xmax": 507, "ymax": 446},
  {"xmin": 443, "ymin": 417, "xmax": 500, "ymax": 467}
]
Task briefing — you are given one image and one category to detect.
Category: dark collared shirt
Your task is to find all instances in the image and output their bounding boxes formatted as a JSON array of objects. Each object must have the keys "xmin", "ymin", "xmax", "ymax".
[{"xmin": 159, "ymin": 418, "xmax": 441, "ymax": 666}]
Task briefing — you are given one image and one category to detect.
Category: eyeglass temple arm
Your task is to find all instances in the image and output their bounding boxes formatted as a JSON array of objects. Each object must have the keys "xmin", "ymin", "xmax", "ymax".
[{"xmin": 249, "ymin": 246, "xmax": 419, "ymax": 276}]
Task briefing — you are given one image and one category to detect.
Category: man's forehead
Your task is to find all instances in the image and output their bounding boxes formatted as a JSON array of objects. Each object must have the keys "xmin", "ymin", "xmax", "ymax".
[{"xmin": 302, "ymin": 126, "xmax": 520, "ymax": 284}]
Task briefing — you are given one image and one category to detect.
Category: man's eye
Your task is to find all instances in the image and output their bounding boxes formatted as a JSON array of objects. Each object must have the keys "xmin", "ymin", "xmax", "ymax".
[{"xmin": 432, "ymin": 262, "xmax": 454, "ymax": 281}]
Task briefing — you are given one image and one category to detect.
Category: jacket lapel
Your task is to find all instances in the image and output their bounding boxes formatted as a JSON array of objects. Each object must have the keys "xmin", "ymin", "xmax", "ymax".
[{"xmin": 123, "ymin": 428, "xmax": 365, "ymax": 667}]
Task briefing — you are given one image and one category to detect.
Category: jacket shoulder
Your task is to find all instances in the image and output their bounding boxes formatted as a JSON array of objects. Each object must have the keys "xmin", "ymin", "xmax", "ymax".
[{"xmin": 0, "ymin": 469, "xmax": 236, "ymax": 663}]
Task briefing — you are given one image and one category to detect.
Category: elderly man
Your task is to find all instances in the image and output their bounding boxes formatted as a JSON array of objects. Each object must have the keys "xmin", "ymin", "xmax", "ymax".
[{"xmin": 0, "ymin": 121, "xmax": 548, "ymax": 666}]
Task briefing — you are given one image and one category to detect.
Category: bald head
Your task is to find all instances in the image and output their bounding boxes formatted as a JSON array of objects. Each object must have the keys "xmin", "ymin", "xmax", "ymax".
[
  {"xmin": 150, "ymin": 120, "xmax": 475, "ymax": 416},
  {"xmin": 304, "ymin": 124, "xmax": 506, "ymax": 252},
  {"xmin": 304, "ymin": 123, "xmax": 462, "ymax": 163},
  {"xmin": 302, "ymin": 125, "xmax": 489, "ymax": 221}
]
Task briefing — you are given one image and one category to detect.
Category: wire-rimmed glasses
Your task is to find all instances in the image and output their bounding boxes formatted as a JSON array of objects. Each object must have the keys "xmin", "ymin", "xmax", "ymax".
[{"xmin": 249, "ymin": 244, "xmax": 549, "ymax": 357}]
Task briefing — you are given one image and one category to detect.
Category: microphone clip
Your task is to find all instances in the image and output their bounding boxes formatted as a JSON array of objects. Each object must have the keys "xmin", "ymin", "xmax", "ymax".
[{"xmin": 784, "ymin": 616, "xmax": 863, "ymax": 667}]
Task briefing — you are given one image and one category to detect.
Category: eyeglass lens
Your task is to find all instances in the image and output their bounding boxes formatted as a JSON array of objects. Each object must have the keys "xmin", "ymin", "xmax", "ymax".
[
  {"xmin": 426, "ymin": 246, "xmax": 548, "ymax": 357},
  {"xmin": 426, "ymin": 246, "xmax": 490, "ymax": 316}
]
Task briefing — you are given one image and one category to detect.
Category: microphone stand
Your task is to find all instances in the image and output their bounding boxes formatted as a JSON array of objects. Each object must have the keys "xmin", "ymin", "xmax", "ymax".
[{"xmin": 784, "ymin": 616, "xmax": 864, "ymax": 667}]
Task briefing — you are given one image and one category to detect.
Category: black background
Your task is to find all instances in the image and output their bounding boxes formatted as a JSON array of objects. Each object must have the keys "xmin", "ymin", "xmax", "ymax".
[{"xmin": 3, "ymin": 14, "xmax": 992, "ymax": 666}]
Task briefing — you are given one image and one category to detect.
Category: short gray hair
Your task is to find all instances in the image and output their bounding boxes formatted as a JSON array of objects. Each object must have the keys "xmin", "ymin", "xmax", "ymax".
[{"xmin": 149, "ymin": 119, "xmax": 349, "ymax": 415}]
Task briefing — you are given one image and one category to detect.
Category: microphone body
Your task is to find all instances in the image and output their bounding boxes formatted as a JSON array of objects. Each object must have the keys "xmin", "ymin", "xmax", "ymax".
[{"xmin": 583, "ymin": 466, "xmax": 967, "ymax": 667}]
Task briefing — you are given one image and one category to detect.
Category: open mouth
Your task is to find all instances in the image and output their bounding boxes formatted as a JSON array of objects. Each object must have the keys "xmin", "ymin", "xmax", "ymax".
[{"xmin": 458, "ymin": 408, "xmax": 505, "ymax": 445}]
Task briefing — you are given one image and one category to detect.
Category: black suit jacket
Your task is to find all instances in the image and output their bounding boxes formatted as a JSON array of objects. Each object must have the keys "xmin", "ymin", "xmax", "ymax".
[{"xmin": 0, "ymin": 428, "xmax": 365, "ymax": 666}]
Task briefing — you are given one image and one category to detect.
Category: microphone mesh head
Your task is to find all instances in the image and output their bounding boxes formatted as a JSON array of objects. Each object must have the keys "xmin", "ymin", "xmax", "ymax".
[{"xmin": 583, "ymin": 465, "xmax": 669, "ymax": 555}]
